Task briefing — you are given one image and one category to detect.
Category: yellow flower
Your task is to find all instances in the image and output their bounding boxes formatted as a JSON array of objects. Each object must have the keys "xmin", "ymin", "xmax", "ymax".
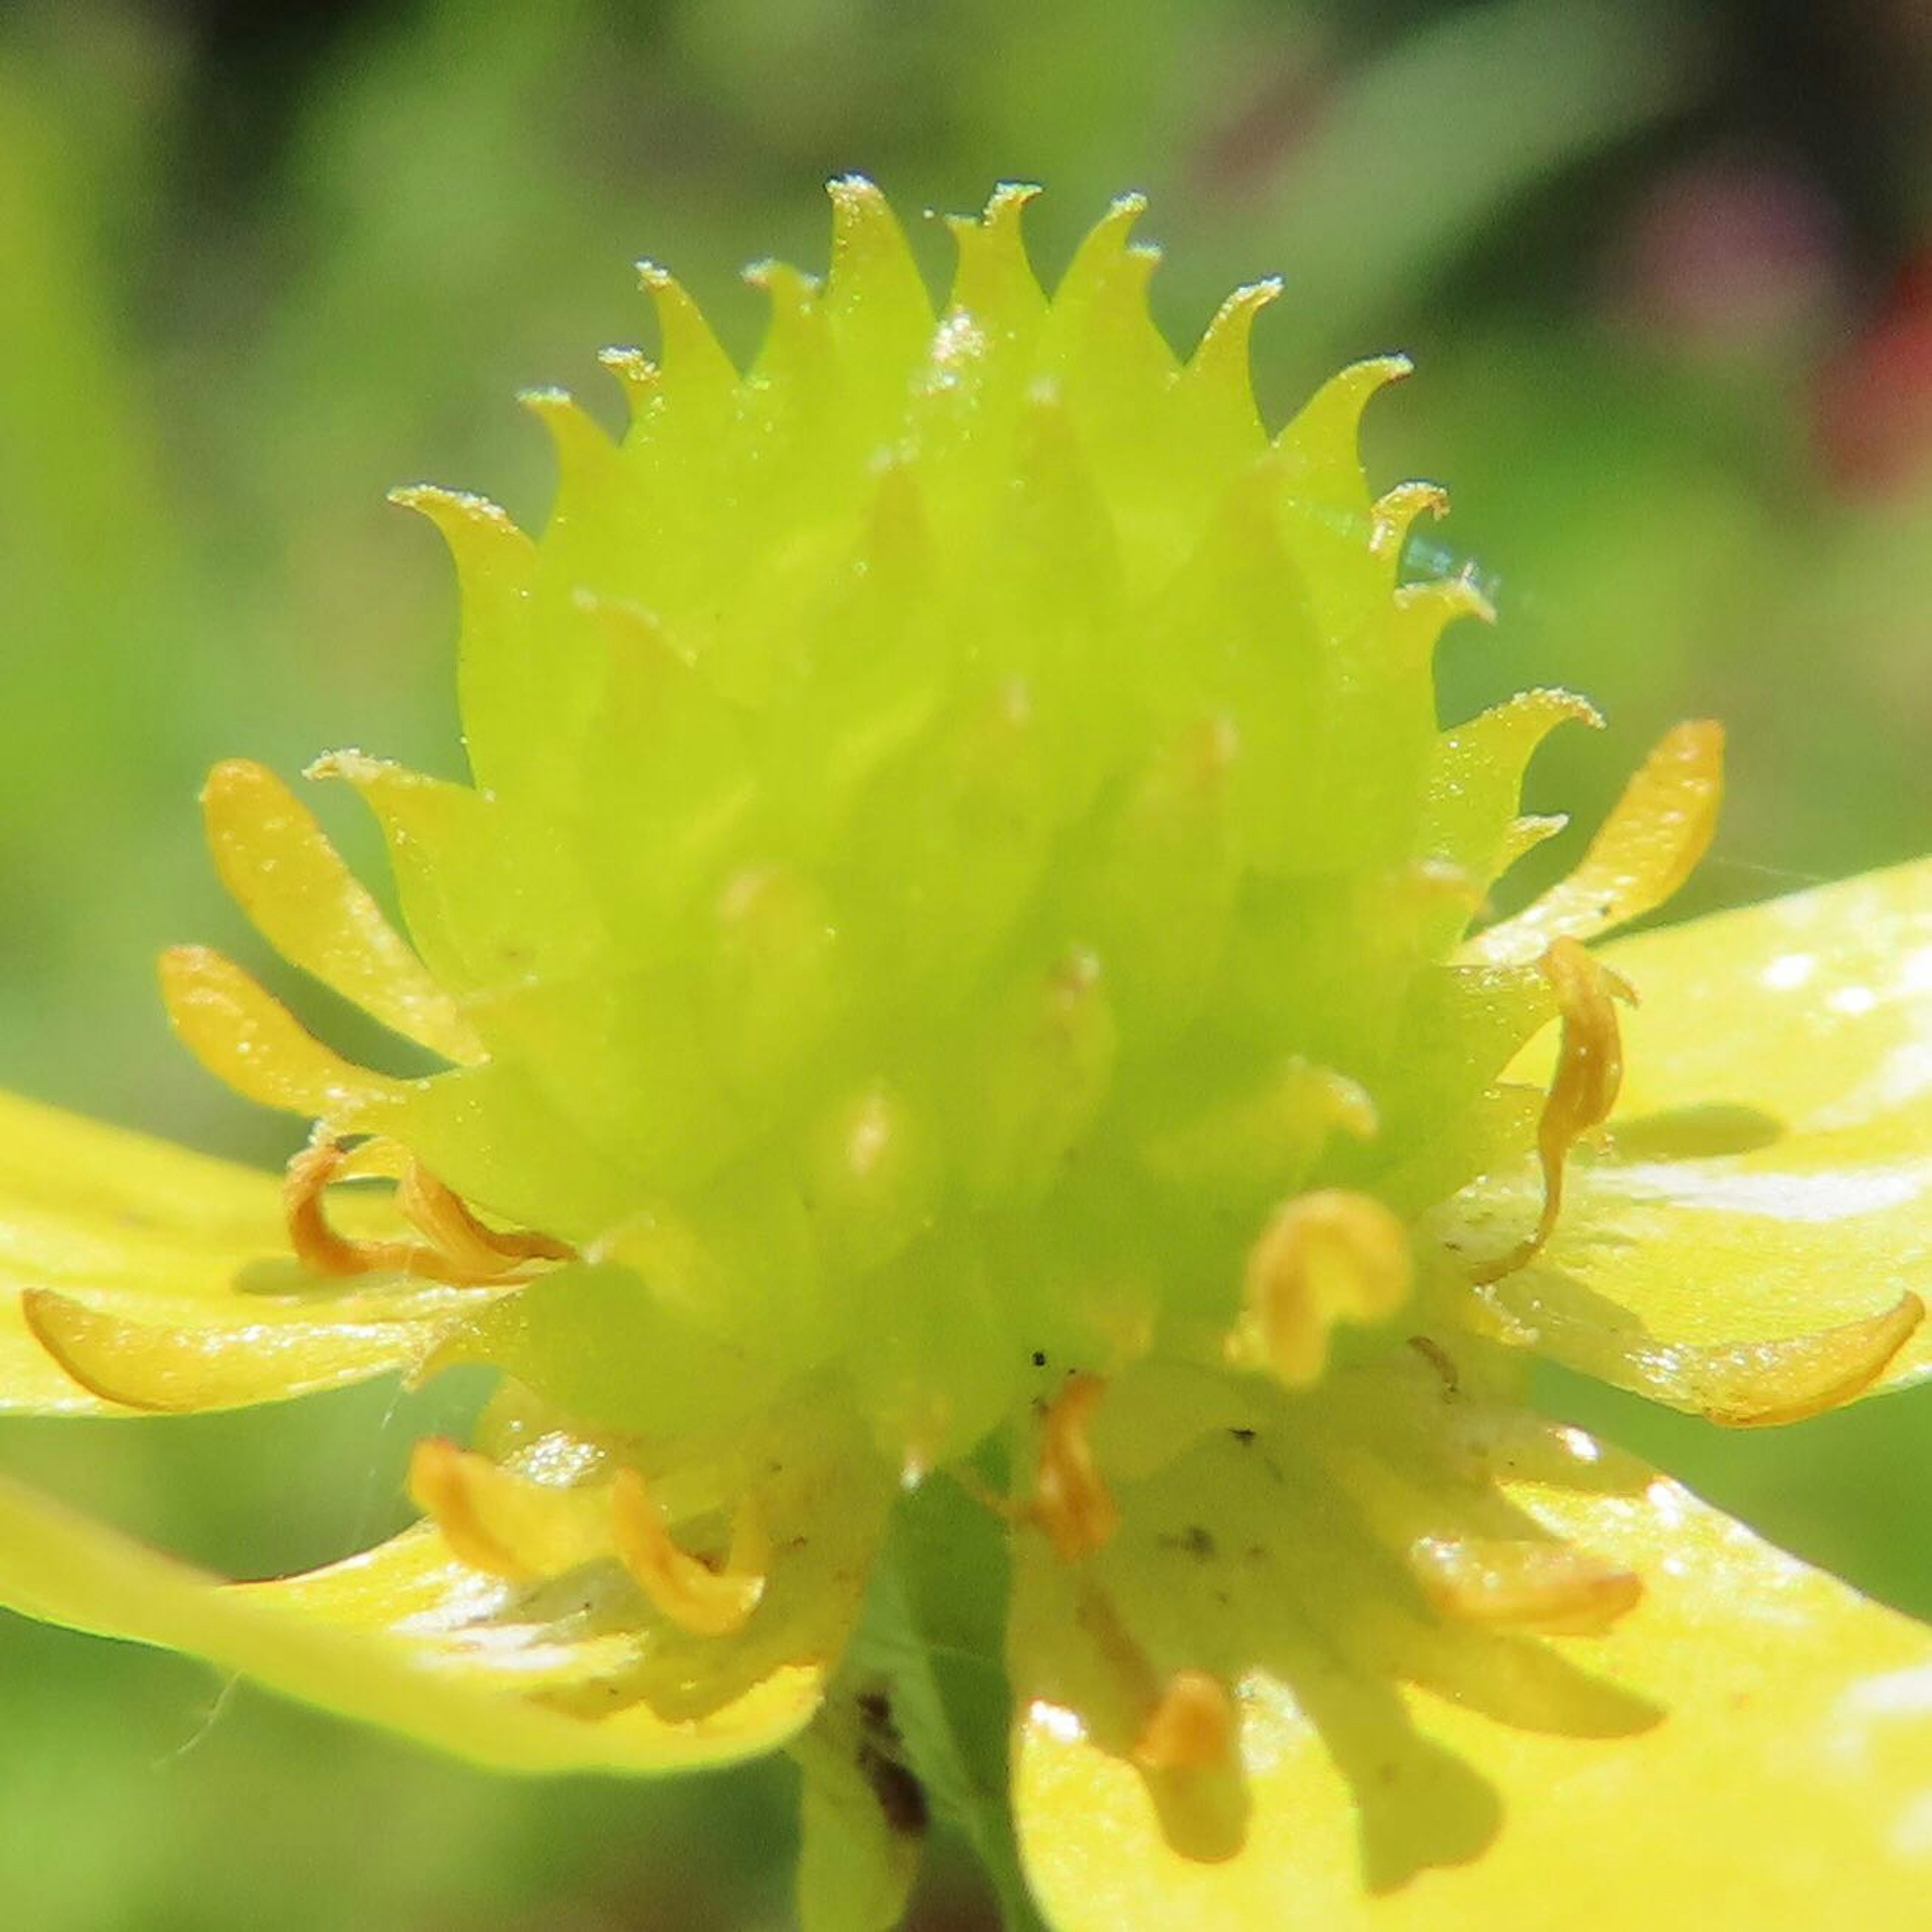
[{"xmin": 3, "ymin": 181, "xmax": 1930, "ymax": 1928}]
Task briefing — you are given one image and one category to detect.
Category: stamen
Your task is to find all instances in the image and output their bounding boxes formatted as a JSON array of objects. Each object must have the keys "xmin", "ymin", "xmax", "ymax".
[
  {"xmin": 284, "ymin": 1138, "xmax": 575, "ymax": 1287},
  {"xmin": 407, "ymin": 1437, "xmax": 614, "ymax": 1581},
  {"xmin": 1132, "ymin": 1668, "xmax": 1238, "ymax": 1773},
  {"xmin": 1408, "ymin": 1534, "xmax": 1641, "ymax": 1636},
  {"xmin": 1074, "ymin": 1580, "xmax": 1235, "ymax": 1775},
  {"xmin": 1469, "ymin": 938, "xmax": 1635, "ymax": 1286},
  {"xmin": 608, "ymin": 1468, "xmax": 766, "ymax": 1637},
  {"xmin": 1232, "ymin": 1190, "xmax": 1413, "ymax": 1387},
  {"xmin": 284, "ymin": 1139, "xmax": 417, "ymax": 1280},
  {"xmin": 1030, "ymin": 1373, "xmax": 1120, "ymax": 1562},
  {"xmin": 396, "ymin": 1163, "xmax": 576, "ymax": 1272},
  {"xmin": 1466, "ymin": 719, "xmax": 1724, "ymax": 966},
  {"xmin": 407, "ymin": 1438, "xmax": 530, "ymax": 1578}
]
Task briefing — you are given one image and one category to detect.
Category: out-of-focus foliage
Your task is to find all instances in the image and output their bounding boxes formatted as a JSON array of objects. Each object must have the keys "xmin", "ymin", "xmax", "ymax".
[{"xmin": 2, "ymin": 0, "xmax": 1927, "ymax": 1924}]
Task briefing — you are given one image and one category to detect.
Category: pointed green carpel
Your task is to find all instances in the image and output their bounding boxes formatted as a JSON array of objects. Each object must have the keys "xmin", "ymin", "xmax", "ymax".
[{"xmin": 6, "ymin": 179, "xmax": 1932, "ymax": 1925}]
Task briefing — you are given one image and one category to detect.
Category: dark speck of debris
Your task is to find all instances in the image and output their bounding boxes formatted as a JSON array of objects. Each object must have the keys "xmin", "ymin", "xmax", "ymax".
[
  {"xmin": 1031, "ymin": 1349, "xmax": 1048, "ymax": 1367},
  {"xmin": 1158, "ymin": 1524, "xmax": 1219, "ymax": 1561},
  {"xmin": 1229, "ymin": 1427, "xmax": 1256, "ymax": 1447},
  {"xmin": 1408, "ymin": 1334, "xmax": 1461, "ymax": 1398},
  {"xmin": 857, "ymin": 1690, "xmax": 928, "ymax": 1839}
]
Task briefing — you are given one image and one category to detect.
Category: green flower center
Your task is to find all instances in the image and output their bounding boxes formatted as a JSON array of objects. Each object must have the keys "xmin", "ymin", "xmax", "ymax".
[{"xmin": 153, "ymin": 181, "xmax": 1724, "ymax": 1476}]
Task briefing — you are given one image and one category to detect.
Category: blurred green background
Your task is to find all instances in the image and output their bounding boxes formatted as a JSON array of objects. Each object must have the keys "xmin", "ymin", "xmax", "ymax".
[{"xmin": 2, "ymin": 0, "xmax": 1929, "ymax": 1924}]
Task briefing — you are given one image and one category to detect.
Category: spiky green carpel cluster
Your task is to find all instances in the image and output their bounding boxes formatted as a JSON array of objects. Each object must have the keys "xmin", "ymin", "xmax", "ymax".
[{"xmin": 180, "ymin": 181, "xmax": 1562, "ymax": 1462}]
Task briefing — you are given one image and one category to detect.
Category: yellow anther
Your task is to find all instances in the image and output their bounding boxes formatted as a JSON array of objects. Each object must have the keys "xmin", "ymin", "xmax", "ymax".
[
  {"xmin": 1470, "ymin": 938, "xmax": 1636, "ymax": 1286},
  {"xmin": 1233, "ymin": 1190, "xmax": 1413, "ymax": 1387},
  {"xmin": 1408, "ymin": 1534, "xmax": 1642, "ymax": 1636},
  {"xmin": 1132, "ymin": 1668, "xmax": 1237, "ymax": 1773},
  {"xmin": 1466, "ymin": 718, "xmax": 1724, "ymax": 965},
  {"xmin": 608, "ymin": 1468, "xmax": 766, "ymax": 1638},
  {"xmin": 407, "ymin": 1437, "xmax": 612, "ymax": 1581},
  {"xmin": 284, "ymin": 1139, "xmax": 574, "ymax": 1287},
  {"xmin": 1031, "ymin": 1374, "xmax": 1120, "ymax": 1563}
]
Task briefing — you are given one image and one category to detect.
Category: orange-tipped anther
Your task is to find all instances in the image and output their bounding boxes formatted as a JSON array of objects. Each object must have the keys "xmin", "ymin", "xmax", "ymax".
[
  {"xmin": 1030, "ymin": 1373, "xmax": 1120, "ymax": 1563},
  {"xmin": 609, "ymin": 1468, "xmax": 766, "ymax": 1638},
  {"xmin": 1133, "ymin": 1668, "xmax": 1237, "ymax": 1773},
  {"xmin": 1470, "ymin": 938, "xmax": 1636, "ymax": 1286}
]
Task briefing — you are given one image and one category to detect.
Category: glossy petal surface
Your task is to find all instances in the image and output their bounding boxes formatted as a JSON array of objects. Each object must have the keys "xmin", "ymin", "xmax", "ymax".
[
  {"xmin": 0, "ymin": 1091, "xmax": 470, "ymax": 1413},
  {"xmin": 1449, "ymin": 859, "xmax": 1932, "ymax": 1402},
  {"xmin": 0, "ymin": 1399, "xmax": 891, "ymax": 1774},
  {"xmin": 1012, "ymin": 1402, "xmax": 1932, "ymax": 1930},
  {"xmin": 0, "ymin": 1473, "xmax": 829, "ymax": 1774}
]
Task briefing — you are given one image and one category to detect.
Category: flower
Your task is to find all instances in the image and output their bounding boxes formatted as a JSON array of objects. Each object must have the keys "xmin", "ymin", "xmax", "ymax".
[{"xmin": 3, "ymin": 179, "xmax": 1931, "ymax": 1928}]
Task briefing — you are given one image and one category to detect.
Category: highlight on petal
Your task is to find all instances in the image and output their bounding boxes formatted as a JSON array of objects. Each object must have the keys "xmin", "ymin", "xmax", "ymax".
[
  {"xmin": 0, "ymin": 1089, "xmax": 464, "ymax": 1415},
  {"xmin": 1466, "ymin": 719, "xmax": 1724, "ymax": 967},
  {"xmin": 1448, "ymin": 857, "xmax": 1932, "ymax": 1405},
  {"xmin": 1012, "ymin": 1381, "xmax": 1932, "ymax": 1928}
]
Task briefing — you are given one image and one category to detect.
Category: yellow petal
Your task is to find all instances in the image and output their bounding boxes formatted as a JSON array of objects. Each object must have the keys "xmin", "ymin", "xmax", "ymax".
[
  {"xmin": 201, "ymin": 759, "xmax": 484, "ymax": 1065},
  {"xmin": 1454, "ymin": 857, "xmax": 1932, "ymax": 1404},
  {"xmin": 0, "ymin": 1089, "xmax": 468, "ymax": 1414},
  {"xmin": 1465, "ymin": 720, "xmax": 1724, "ymax": 967},
  {"xmin": 0, "ymin": 1473, "xmax": 823, "ymax": 1775},
  {"xmin": 1012, "ymin": 1403, "xmax": 1932, "ymax": 1929}
]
